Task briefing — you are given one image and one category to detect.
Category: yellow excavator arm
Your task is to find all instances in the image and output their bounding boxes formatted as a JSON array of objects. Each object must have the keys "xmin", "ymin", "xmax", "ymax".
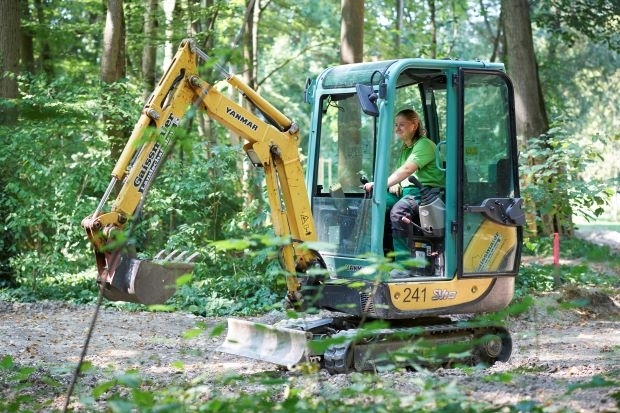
[{"xmin": 82, "ymin": 39, "xmax": 318, "ymax": 305}]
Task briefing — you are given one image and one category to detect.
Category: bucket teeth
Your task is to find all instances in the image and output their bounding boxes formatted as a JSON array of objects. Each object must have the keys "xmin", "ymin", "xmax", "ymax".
[
  {"xmin": 153, "ymin": 250, "xmax": 166, "ymax": 260},
  {"xmin": 185, "ymin": 252, "xmax": 200, "ymax": 263},
  {"xmin": 153, "ymin": 249, "xmax": 199, "ymax": 263}
]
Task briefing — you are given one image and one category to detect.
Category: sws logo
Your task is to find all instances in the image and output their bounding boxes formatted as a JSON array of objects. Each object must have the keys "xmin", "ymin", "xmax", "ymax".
[
  {"xmin": 226, "ymin": 107, "xmax": 258, "ymax": 131},
  {"xmin": 431, "ymin": 289, "xmax": 457, "ymax": 301}
]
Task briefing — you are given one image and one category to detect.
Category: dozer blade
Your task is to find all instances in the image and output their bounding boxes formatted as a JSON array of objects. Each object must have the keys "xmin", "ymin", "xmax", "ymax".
[
  {"xmin": 102, "ymin": 250, "xmax": 198, "ymax": 305},
  {"xmin": 218, "ymin": 318, "xmax": 310, "ymax": 368}
]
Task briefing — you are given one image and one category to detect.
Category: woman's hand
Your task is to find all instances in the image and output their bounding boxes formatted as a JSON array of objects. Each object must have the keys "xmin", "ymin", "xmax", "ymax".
[
  {"xmin": 363, "ymin": 182, "xmax": 374, "ymax": 193},
  {"xmin": 389, "ymin": 184, "xmax": 402, "ymax": 197}
]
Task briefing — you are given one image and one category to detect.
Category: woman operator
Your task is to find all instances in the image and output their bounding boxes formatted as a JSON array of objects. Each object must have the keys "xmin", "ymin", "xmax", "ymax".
[{"xmin": 363, "ymin": 108, "xmax": 444, "ymax": 274}]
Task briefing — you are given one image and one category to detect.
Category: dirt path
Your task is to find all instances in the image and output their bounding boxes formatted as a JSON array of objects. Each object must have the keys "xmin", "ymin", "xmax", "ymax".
[{"xmin": 1, "ymin": 286, "xmax": 619, "ymax": 412}]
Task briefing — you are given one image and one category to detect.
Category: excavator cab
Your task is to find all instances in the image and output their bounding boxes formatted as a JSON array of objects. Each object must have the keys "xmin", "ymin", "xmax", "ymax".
[
  {"xmin": 223, "ymin": 61, "xmax": 524, "ymax": 371},
  {"xmin": 301, "ymin": 59, "xmax": 524, "ymax": 319}
]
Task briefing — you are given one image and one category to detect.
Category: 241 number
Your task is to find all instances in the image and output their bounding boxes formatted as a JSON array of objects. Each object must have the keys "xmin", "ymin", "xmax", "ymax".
[{"xmin": 402, "ymin": 287, "xmax": 427, "ymax": 303}]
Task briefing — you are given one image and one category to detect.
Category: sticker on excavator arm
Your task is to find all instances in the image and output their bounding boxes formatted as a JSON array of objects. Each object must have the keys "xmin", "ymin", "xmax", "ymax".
[{"xmin": 218, "ymin": 318, "xmax": 309, "ymax": 368}]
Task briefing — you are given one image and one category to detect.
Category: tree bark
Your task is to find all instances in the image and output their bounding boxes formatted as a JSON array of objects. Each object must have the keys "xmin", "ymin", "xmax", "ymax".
[
  {"xmin": 0, "ymin": 0, "xmax": 20, "ymax": 284},
  {"xmin": 20, "ymin": 1, "xmax": 35, "ymax": 74},
  {"xmin": 427, "ymin": 0, "xmax": 437, "ymax": 58},
  {"xmin": 340, "ymin": 0, "xmax": 364, "ymax": 64},
  {"xmin": 502, "ymin": 0, "xmax": 563, "ymax": 235},
  {"xmin": 338, "ymin": 0, "xmax": 364, "ymax": 189},
  {"xmin": 162, "ymin": 0, "xmax": 176, "ymax": 69},
  {"xmin": 394, "ymin": 0, "xmax": 404, "ymax": 55},
  {"xmin": 141, "ymin": 0, "xmax": 158, "ymax": 101},
  {"xmin": 101, "ymin": 0, "xmax": 127, "ymax": 160},
  {"xmin": 0, "ymin": 0, "xmax": 21, "ymax": 125},
  {"xmin": 501, "ymin": 0, "xmax": 547, "ymax": 139},
  {"xmin": 101, "ymin": 0, "xmax": 126, "ymax": 82}
]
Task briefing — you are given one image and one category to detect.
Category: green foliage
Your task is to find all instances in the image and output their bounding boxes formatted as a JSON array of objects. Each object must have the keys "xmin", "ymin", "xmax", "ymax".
[
  {"xmin": 0, "ymin": 267, "xmax": 99, "ymax": 304},
  {"xmin": 167, "ymin": 234, "xmax": 286, "ymax": 316},
  {"xmin": 533, "ymin": 0, "xmax": 620, "ymax": 52},
  {"xmin": 0, "ymin": 74, "xmax": 111, "ymax": 281},
  {"xmin": 517, "ymin": 236, "xmax": 619, "ymax": 298},
  {"xmin": 0, "ymin": 355, "xmax": 65, "ymax": 413},
  {"xmin": 524, "ymin": 234, "xmax": 620, "ymax": 263},
  {"xmin": 519, "ymin": 117, "xmax": 614, "ymax": 231}
]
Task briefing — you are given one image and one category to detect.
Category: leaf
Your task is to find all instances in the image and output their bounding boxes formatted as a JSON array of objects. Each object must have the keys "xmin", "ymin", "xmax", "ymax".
[
  {"xmin": 566, "ymin": 375, "xmax": 617, "ymax": 394},
  {"xmin": 182, "ymin": 328, "xmax": 203, "ymax": 339},
  {"xmin": 210, "ymin": 239, "xmax": 253, "ymax": 251},
  {"xmin": 79, "ymin": 361, "xmax": 94, "ymax": 373},
  {"xmin": 0, "ymin": 355, "xmax": 13, "ymax": 370},
  {"xmin": 175, "ymin": 273, "xmax": 193, "ymax": 286},
  {"xmin": 92, "ymin": 380, "xmax": 117, "ymax": 399}
]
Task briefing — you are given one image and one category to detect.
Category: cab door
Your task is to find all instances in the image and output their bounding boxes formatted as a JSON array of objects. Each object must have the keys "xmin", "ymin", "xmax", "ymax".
[{"xmin": 457, "ymin": 69, "xmax": 524, "ymax": 277}]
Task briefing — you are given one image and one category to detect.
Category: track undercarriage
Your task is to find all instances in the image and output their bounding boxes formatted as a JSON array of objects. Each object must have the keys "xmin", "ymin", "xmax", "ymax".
[{"xmin": 219, "ymin": 315, "xmax": 512, "ymax": 374}]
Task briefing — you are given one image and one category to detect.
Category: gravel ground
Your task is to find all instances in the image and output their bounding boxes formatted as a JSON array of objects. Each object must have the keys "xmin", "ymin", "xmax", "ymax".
[
  {"xmin": 1, "ymin": 230, "xmax": 619, "ymax": 412},
  {"xmin": 1, "ymin": 284, "xmax": 618, "ymax": 412}
]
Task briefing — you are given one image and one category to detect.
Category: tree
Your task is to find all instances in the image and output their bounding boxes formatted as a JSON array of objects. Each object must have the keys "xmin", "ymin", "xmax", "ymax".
[
  {"xmin": 0, "ymin": 0, "xmax": 20, "ymax": 125},
  {"xmin": 0, "ymin": 0, "xmax": 21, "ymax": 285},
  {"xmin": 101, "ymin": 0, "xmax": 128, "ymax": 160},
  {"xmin": 501, "ymin": 0, "xmax": 548, "ymax": 141},
  {"xmin": 141, "ymin": 0, "xmax": 158, "ymax": 100},
  {"xmin": 501, "ymin": 0, "xmax": 559, "ymax": 235},
  {"xmin": 337, "ymin": 0, "xmax": 364, "ymax": 189}
]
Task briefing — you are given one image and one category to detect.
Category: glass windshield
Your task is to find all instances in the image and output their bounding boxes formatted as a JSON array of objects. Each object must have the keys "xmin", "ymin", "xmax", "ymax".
[
  {"xmin": 461, "ymin": 71, "xmax": 519, "ymax": 275},
  {"xmin": 311, "ymin": 92, "xmax": 374, "ymax": 258},
  {"xmin": 315, "ymin": 94, "xmax": 376, "ymax": 194},
  {"xmin": 321, "ymin": 61, "xmax": 397, "ymax": 89}
]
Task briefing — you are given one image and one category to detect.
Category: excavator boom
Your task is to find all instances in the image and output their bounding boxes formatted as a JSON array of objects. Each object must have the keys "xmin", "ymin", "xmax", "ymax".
[{"xmin": 82, "ymin": 39, "xmax": 319, "ymax": 305}]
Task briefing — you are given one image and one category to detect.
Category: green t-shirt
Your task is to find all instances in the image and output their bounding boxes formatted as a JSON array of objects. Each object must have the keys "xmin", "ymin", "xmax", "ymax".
[{"xmin": 400, "ymin": 136, "xmax": 445, "ymax": 188}]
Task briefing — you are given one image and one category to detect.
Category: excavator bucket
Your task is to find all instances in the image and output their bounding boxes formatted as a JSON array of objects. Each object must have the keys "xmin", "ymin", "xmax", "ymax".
[
  {"xmin": 102, "ymin": 250, "xmax": 198, "ymax": 305},
  {"xmin": 218, "ymin": 319, "xmax": 310, "ymax": 367}
]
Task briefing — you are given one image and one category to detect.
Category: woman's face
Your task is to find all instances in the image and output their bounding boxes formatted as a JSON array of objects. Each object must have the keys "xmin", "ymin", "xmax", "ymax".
[{"xmin": 394, "ymin": 115, "xmax": 418, "ymax": 142}]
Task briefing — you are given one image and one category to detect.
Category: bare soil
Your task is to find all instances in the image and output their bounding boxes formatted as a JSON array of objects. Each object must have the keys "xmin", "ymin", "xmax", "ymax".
[
  {"xmin": 1, "ymin": 284, "xmax": 619, "ymax": 412},
  {"xmin": 1, "ymin": 229, "xmax": 619, "ymax": 412}
]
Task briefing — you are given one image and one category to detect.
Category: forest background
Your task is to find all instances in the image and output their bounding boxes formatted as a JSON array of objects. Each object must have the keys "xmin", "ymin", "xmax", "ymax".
[{"xmin": 0, "ymin": 0, "xmax": 618, "ymax": 308}]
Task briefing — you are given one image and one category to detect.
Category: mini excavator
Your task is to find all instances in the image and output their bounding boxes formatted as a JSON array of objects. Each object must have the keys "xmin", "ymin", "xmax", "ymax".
[{"xmin": 82, "ymin": 39, "xmax": 524, "ymax": 373}]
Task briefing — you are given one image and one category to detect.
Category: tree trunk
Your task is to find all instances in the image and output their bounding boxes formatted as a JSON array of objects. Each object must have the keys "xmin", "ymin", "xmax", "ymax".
[
  {"xmin": 427, "ymin": 0, "xmax": 437, "ymax": 58},
  {"xmin": 338, "ymin": 0, "xmax": 364, "ymax": 189},
  {"xmin": 101, "ymin": 0, "xmax": 126, "ymax": 82},
  {"xmin": 0, "ymin": 0, "xmax": 20, "ymax": 125},
  {"xmin": 101, "ymin": 0, "xmax": 127, "ymax": 160},
  {"xmin": 33, "ymin": 0, "xmax": 54, "ymax": 78},
  {"xmin": 141, "ymin": 0, "xmax": 158, "ymax": 101},
  {"xmin": 162, "ymin": 0, "xmax": 176, "ymax": 69},
  {"xmin": 240, "ymin": 0, "xmax": 262, "ymax": 211},
  {"xmin": 394, "ymin": 0, "xmax": 404, "ymax": 55},
  {"xmin": 501, "ymin": 0, "xmax": 548, "ymax": 139},
  {"xmin": 196, "ymin": 0, "xmax": 218, "ymax": 148},
  {"xmin": 340, "ymin": 0, "xmax": 364, "ymax": 64},
  {"xmin": 0, "ymin": 0, "xmax": 20, "ymax": 284},
  {"xmin": 20, "ymin": 1, "xmax": 35, "ymax": 74},
  {"xmin": 502, "ymin": 0, "xmax": 566, "ymax": 236}
]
